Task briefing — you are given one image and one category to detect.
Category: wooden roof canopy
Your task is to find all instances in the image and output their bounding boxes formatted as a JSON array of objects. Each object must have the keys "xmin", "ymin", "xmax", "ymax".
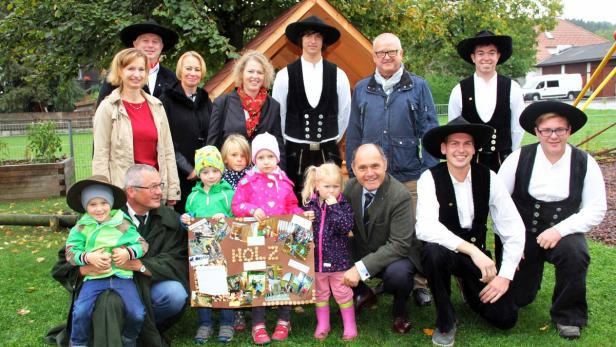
[{"xmin": 204, "ymin": 0, "xmax": 375, "ymax": 98}]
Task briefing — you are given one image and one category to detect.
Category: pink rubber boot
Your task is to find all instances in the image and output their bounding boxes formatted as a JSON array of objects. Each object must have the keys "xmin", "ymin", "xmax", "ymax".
[
  {"xmin": 314, "ymin": 303, "xmax": 331, "ymax": 340},
  {"xmin": 340, "ymin": 301, "xmax": 357, "ymax": 341}
]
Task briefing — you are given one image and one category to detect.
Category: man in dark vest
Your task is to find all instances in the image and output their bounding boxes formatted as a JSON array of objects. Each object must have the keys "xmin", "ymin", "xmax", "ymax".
[
  {"xmin": 498, "ymin": 101, "xmax": 606, "ymax": 339},
  {"xmin": 96, "ymin": 19, "xmax": 179, "ymax": 106},
  {"xmin": 448, "ymin": 30, "xmax": 525, "ymax": 172},
  {"xmin": 272, "ymin": 15, "xmax": 351, "ymax": 194},
  {"xmin": 46, "ymin": 165, "xmax": 188, "ymax": 347},
  {"xmin": 416, "ymin": 117, "xmax": 525, "ymax": 346}
]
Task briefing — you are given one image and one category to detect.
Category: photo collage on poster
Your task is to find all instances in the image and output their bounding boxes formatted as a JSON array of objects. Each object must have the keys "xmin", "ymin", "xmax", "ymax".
[{"xmin": 189, "ymin": 215, "xmax": 316, "ymax": 308}]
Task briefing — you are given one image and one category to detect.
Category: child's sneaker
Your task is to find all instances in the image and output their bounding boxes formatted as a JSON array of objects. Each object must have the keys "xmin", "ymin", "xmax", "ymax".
[
  {"xmin": 218, "ymin": 325, "xmax": 235, "ymax": 343},
  {"xmin": 194, "ymin": 325, "xmax": 213, "ymax": 344},
  {"xmin": 234, "ymin": 310, "xmax": 246, "ymax": 331},
  {"xmin": 252, "ymin": 324, "xmax": 270, "ymax": 345},
  {"xmin": 271, "ymin": 320, "xmax": 291, "ymax": 342}
]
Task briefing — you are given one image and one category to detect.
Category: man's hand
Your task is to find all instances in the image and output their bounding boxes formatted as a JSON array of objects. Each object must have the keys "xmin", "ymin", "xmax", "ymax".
[
  {"xmin": 87, "ymin": 249, "xmax": 111, "ymax": 269},
  {"xmin": 342, "ymin": 266, "xmax": 361, "ymax": 287},
  {"xmin": 479, "ymin": 276, "xmax": 510, "ymax": 304},
  {"xmin": 537, "ymin": 227, "xmax": 562, "ymax": 249},
  {"xmin": 116, "ymin": 259, "xmax": 144, "ymax": 273},
  {"xmin": 111, "ymin": 247, "xmax": 130, "ymax": 266},
  {"xmin": 253, "ymin": 208, "xmax": 267, "ymax": 221},
  {"xmin": 469, "ymin": 249, "xmax": 497, "ymax": 283},
  {"xmin": 181, "ymin": 213, "xmax": 193, "ymax": 225}
]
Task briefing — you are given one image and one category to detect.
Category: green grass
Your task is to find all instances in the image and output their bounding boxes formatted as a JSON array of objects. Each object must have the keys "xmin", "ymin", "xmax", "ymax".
[{"xmin": 0, "ymin": 198, "xmax": 615, "ymax": 346}]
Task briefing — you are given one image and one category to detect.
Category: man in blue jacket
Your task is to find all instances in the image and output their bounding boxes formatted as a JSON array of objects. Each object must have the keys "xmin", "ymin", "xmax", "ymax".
[{"xmin": 345, "ymin": 32, "xmax": 439, "ymax": 311}]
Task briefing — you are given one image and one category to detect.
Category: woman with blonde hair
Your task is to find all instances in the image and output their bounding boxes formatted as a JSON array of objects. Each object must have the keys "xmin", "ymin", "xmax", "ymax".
[
  {"xmin": 160, "ymin": 51, "xmax": 213, "ymax": 212},
  {"xmin": 206, "ymin": 50, "xmax": 286, "ymax": 169},
  {"xmin": 93, "ymin": 48, "xmax": 180, "ymax": 204}
]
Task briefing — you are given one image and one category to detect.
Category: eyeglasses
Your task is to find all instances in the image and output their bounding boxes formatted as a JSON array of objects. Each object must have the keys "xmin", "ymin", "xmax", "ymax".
[
  {"xmin": 132, "ymin": 183, "xmax": 165, "ymax": 193},
  {"xmin": 374, "ymin": 50, "xmax": 399, "ymax": 58},
  {"xmin": 536, "ymin": 127, "xmax": 570, "ymax": 137}
]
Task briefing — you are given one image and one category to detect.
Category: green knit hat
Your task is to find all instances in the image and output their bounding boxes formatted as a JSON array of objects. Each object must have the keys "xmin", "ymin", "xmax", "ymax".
[{"xmin": 194, "ymin": 146, "xmax": 224, "ymax": 174}]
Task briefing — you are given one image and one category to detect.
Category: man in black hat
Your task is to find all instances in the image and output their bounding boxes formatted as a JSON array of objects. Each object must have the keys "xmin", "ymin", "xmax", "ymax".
[
  {"xmin": 272, "ymin": 15, "xmax": 351, "ymax": 194},
  {"xmin": 96, "ymin": 19, "xmax": 179, "ymax": 106},
  {"xmin": 416, "ymin": 117, "xmax": 525, "ymax": 346},
  {"xmin": 448, "ymin": 30, "xmax": 525, "ymax": 172},
  {"xmin": 498, "ymin": 101, "xmax": 606, "ymax": 339}
]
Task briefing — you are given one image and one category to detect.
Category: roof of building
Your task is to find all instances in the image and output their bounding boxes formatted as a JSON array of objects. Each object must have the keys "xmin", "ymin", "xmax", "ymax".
[
  {"xmin": 204, "ymin": 0, "xmax": 374, "ymax": 98},
  {"xmin": 536, "ymin": 19, "xmax": 608, "ymax": 63},
  {"xmin": 536, "ymin": 41, "xmax": 615, "ymax": 66}
]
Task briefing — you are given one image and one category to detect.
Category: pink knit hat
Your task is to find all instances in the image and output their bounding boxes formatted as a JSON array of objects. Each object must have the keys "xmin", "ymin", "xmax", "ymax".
[{"xmin": 251, "ymin": 132, "xmax": 280, "ymax": 163}]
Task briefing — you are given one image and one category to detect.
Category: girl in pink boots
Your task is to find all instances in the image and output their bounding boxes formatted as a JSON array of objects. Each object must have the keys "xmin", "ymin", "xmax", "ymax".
[{"xmin": 301, "ymin": 163, "xmax": 357, "ymax": 341}]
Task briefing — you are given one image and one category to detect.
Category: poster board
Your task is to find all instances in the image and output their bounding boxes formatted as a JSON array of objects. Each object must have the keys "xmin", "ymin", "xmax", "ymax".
[{"xmin": 188, "ymin": 215, "xmax": 315, "ymax": 308}]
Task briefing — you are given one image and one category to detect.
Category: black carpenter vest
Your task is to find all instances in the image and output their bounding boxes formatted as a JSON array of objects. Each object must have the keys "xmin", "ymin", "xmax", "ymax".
[
  {"xmin": 431, "ymin": 162, "xmax": 491, "ymax": 251},
  {"xmin": 511, "ymin": 143, "xmax": 587, "ymax": 234},
  {"xmin": 285, "ymin": 59, "xmax": 338, "ymax": 142},
  {"xmin": 461, "ymin": 74, "xmax": 512, "ymax": 153}
]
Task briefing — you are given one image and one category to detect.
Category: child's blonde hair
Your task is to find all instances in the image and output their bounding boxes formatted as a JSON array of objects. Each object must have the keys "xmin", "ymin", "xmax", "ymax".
[
  {"xmin": 221, "ymin": 134, "xmax": 251, "ymax": 168},
  {"xmin": 301, "ymin": 163, "xmax": 345, "ymax": 205}
]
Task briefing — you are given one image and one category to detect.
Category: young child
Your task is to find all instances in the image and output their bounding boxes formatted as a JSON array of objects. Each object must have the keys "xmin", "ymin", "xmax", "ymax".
[
  {"xmin": 65, "ymin": 176, "xmax": 148, "ymax": 347},
  {"xmin": 231, "ymin": 132, "xmax": 309, "ymax": 345},
  {"xmin": 221, "ymin": 133, "xmax": 252, "ymax": 189},
  {"xmin": 301, "ymin": 163, "xmax": 357, "ymax": 341},
  {"xmin": 181, "ymin": 146, "xmax": 236, "ymax": 343},
  {"xmin": 220, "ymin": 134, "xmax": 252, "ymax": 331}
]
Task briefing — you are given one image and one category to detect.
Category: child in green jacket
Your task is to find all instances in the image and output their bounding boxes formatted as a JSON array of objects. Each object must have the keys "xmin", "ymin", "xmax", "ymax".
[
  {"xmin": 181, "ymin": 146, "xmax": 236, "ymax": 343},
  {"xmin": 65, "ymin": 176, "xmax": 148, "ymax": 347}
]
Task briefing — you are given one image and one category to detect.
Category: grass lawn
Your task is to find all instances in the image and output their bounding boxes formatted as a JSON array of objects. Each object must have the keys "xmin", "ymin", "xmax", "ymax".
[{"xmin": 0, "ymin": 198, "xmax": 614, "ymax": 346}]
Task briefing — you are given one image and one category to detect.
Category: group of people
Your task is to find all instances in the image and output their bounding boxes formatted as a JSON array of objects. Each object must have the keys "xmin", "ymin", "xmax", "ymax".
[{"xmin": 45, "ymin": 15, "xmax": 607, "ymax": 347}]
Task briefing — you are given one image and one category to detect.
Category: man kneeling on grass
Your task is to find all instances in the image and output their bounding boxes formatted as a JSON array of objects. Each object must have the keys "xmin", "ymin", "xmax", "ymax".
[{"xmin": 416, "ymin": 117, "xmax": 525, "ymax": 346}]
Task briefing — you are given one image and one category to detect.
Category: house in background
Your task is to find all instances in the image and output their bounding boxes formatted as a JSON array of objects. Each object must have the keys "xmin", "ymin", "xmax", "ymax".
[{"xmin": 535, "ymin": 19, "xmax": 608, "ymax": 64}]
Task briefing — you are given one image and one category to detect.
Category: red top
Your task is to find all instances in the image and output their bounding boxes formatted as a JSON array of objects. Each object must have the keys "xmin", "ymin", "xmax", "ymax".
[{"xmin": 123, "ymin": 100, "xmax": 158, "ymax": 169}]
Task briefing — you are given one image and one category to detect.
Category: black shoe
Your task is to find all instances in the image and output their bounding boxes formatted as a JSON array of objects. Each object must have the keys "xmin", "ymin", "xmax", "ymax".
[
  {"xmin": 413, "ymin": 288, "xmax": 432, "ymax": 306},
  {"xmin": 354, "ymin": 289, "xmax": 377, "ymax": 314}
]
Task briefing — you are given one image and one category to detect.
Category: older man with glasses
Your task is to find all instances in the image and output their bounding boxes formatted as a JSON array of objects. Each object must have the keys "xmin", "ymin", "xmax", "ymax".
[{"xmin": 498, "ymin": 101, "xmax": 606, "ymax": 340}]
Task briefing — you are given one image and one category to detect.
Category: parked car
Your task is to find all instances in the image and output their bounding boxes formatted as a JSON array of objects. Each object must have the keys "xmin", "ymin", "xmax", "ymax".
[{"xmin": 522, "ymin": 74, "xmax": 583, "ymax": 101}]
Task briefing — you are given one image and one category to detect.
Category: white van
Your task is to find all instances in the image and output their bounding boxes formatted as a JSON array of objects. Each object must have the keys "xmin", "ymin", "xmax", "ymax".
[{"xmin": 522, "ymin": 74, "xmax": 583, "ymax": 101}]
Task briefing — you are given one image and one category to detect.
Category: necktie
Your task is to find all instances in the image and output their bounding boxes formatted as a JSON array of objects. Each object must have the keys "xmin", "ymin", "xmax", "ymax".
[
  {"xmin": 135, "ymin": 215, "xmax": 147, "ymax": 233},
  {"xmin": 363, "ymin": 192, "xmax": 374, "ymax": 225}
]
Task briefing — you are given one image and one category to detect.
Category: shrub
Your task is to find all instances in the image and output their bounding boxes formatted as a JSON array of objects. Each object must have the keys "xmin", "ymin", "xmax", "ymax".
[{"xmin": 26, "ymin": 121, "xmax": 62, "ymax": 162}]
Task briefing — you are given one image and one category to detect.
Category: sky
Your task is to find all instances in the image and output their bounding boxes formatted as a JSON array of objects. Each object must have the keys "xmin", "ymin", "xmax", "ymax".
[{"xmin": 561, "ymin": 0, "xmax": 615, "ymax": 24}]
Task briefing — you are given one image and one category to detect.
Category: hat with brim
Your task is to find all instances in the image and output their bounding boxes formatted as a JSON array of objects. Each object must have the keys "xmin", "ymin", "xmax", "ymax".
[
  {"xmin": 120, "ymin": 19, "xmax": 179, "ymax": 52},
  {"xmin": 66, "ymin": 175, "xmax": 126, "ymax": 214},
  {"xmin": 285, "ymin": 15, "xmax": 341, "ymax": 47},
  {"xmin": 423, "ymin": 117, "xmax": 495, "ymax": 159},
  {"xmin": 519, "ymin": 101, "xmax": 587, "ymax": 135},
  {"xmin": 456, "ymin": 30, "xmax": 512, "ymax": 65}
]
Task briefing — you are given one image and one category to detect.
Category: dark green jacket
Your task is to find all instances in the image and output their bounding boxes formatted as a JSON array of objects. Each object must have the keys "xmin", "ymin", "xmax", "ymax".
[
  {"xmin": 343, "ymin": 174, "xmax": 423, "ymax": 274},
  {"xmin": 45, "ymin": 206, "xmax": 187, "ymax": 347}
]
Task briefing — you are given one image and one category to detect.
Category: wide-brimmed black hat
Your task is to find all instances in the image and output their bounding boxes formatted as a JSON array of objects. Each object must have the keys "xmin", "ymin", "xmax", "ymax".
[
  {"xmin": 120, "ymin": 19, "xmax": 179, "ymax": 52},
  {"xmin": 423, "ymin": 117, "xmax": 495, "ymax": 159},
  {"xmin": 66, "ymin": 175, "xmax": 126, "ymax": 214},
  {"xmin": 285, "ymin": 15, "xmax": 341, "ymax": 46},
  {"xmin": 519, "ymin": 101, "xmax": 587, "ymax": 135},
  {"xmin": 456, "ymin": 30, "xmax": 512, "ymax": 65}
]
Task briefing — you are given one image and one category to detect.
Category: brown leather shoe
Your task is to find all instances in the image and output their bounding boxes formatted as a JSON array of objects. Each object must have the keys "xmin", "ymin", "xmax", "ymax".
[
  {"xmin": 354, "ymin": 290, "xmax": 377, "ymax": 314},
  {"xmin": 392, "ymin": 316, "xmax": 412, "ymax": 334}
]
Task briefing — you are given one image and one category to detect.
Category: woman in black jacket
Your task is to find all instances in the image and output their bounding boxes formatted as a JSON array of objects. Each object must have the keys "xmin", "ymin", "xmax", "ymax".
[
  {"xmin": 206, "ymin": 50, "xmax": 285, "ymax": 169},
  {"xmin": 160, "ymin": 51, "xmax": 212, "ymax": 213}
]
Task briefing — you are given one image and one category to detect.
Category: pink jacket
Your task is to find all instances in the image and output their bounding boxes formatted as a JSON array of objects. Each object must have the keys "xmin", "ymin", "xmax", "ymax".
[{"xmin": 231, "ymin": 168, "xmax": 303, "ymax": 217}]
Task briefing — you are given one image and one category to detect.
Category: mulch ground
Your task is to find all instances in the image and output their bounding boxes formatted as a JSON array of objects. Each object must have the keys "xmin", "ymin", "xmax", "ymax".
[{"xmin": 588, "ymin": 158, "xmax": 616, "ymax": 246}]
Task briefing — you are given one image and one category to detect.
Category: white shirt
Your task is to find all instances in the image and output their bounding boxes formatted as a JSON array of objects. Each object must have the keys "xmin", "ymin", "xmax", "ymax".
[
  {"xmin": 415, "ymin": 168, "xmax": 526, "ymax": 280},
  {"xmin": 148, "ymin": 63, "xmax": 160, "ymax": 96},
  {"xmin": 448, "ymin": 73, "xmax": 526, "ymax": 150},
  {"xmin": 127, "ymin": 204, "xmax": 149, "ymax": 228},
  {"xmin": 272, "ymin": 57, "xmax": 351, "ymax": 143},
  {"xmin": 354, "ymin": 188, "xmax": 377, "ymax": 281},
  {"xmin": 498, "ymin": 144, "xmax": 607, "ymax": 237}
]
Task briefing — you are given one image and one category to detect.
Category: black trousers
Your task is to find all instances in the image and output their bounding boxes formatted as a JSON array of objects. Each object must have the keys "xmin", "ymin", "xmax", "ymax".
[
  {"xmin": 353, "ymin": 258, "xmax": 415, "ymax": 318},
  {"xmin": 422, "ymin": 243, "xmax": 518, "ymax": 333},
  {"xmin": 512, "ymin": 232, "xmax": 589, "ymax": 327},
  {"xmin": 285, "ymin": 140, "xmax": 342, "ymax": 196}
]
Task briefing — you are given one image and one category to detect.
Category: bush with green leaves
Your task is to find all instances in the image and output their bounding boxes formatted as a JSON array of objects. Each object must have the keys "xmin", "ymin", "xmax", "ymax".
[{"xmin": 26, "ymin": 121, "xmax": 62, "ymax": 162}]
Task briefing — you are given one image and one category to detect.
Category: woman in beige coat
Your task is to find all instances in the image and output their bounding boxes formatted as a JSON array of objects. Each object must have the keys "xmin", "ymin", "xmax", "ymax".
[{"xmin": 93, "ymin": 48, "xmax": 180, "ymax": 203}]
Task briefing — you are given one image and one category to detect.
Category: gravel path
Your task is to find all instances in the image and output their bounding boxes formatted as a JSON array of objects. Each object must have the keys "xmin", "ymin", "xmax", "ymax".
[{"xmin": 588, "ymin": 158, "xmax": 616, "ymax": 246}]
